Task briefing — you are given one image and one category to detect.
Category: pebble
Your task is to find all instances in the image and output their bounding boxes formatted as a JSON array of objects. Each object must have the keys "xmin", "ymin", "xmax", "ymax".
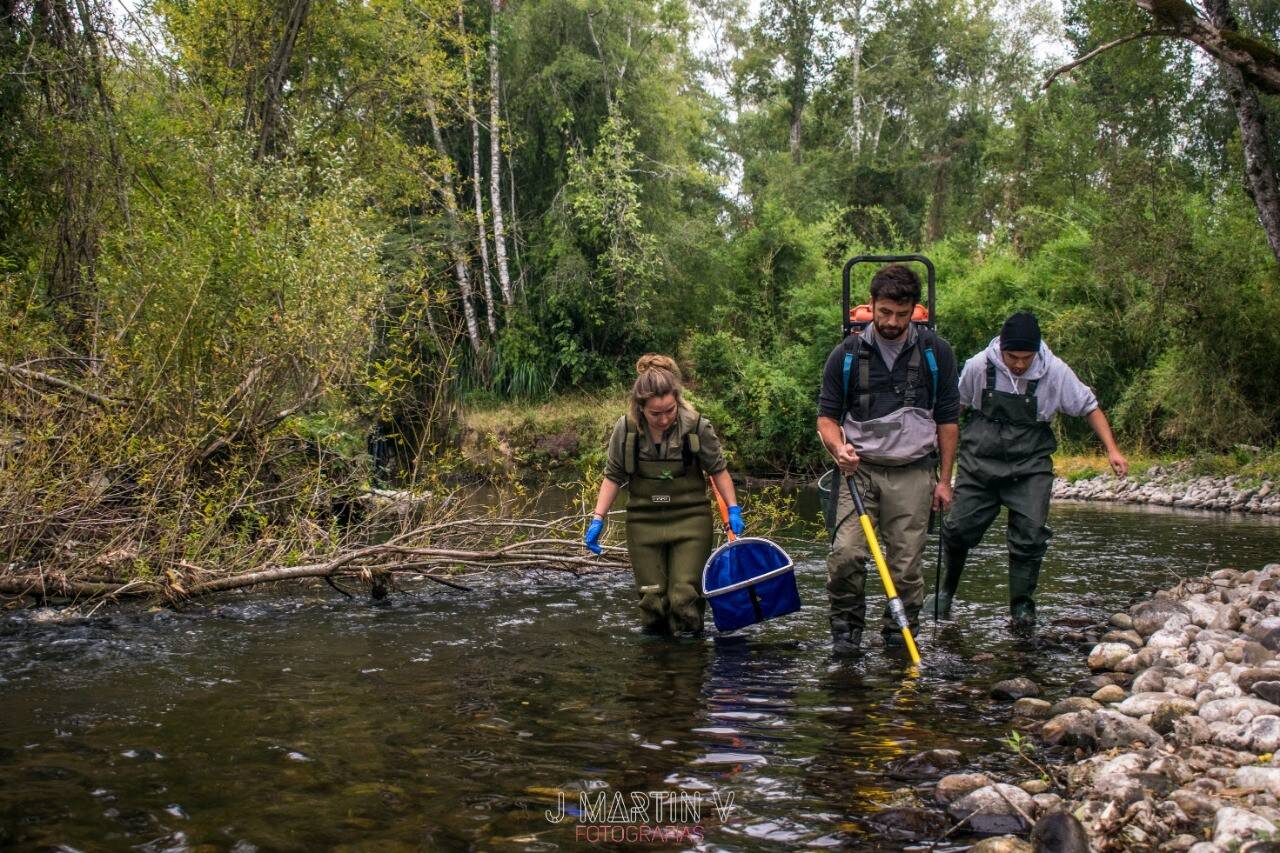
[
  {"xmin": 934, "ymin": 772, "xmax": 991, "ymax": 805},
  {"xmin": 1013, "ymin": 697, "xmax": 1053, "ymax": 718}
]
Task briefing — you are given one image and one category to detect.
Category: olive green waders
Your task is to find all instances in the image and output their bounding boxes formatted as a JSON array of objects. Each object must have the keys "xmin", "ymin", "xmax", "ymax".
[
  {"xmin": 941, "ymin": 362, "xmax": 1056, "ymax": 626},
  {"xmin": 827, "ymin": 460, "xmax": 933, "ymax": 640},
  {"xmin": 624, "ymin": 423, "xmax": 713, "ymax": 634}
]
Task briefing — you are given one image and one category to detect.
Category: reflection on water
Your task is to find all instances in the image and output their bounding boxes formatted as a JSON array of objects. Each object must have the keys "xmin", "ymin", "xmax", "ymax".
[{"xmin": 1, "ymin": 502, "xmax": 1279, "ymax": 850}]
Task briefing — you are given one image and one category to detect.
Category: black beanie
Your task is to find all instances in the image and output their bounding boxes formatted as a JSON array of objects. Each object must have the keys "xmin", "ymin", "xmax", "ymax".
[{"xmin": 1000, "ymin": 312, "xmax": 1041, "ymax": 353}]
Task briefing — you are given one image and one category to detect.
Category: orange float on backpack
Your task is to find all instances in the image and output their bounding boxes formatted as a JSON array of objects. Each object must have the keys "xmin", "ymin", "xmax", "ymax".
[{"xmin": 849, "ymin": 302, "xmax": 930, "ymax": 327}]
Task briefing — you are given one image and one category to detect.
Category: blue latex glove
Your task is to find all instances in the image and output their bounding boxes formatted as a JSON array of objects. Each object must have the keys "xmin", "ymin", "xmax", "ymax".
[
  {"xmin": 727, "ymin": 505, "xmax": 745, "ymax": 536},
  {"xmin": 584, "ymin": 517, "xmax": 605, "ymax": 555}
]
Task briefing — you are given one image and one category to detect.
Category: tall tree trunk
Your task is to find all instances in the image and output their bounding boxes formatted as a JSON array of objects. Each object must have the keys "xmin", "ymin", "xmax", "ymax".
[
  {"xmin": 783, "ymin": 0, "xmax": 813, "ymax": 162},
  {"xmin": 846, "ymin": 0, "xmax": 863, "ymax": 159},
  {"xmin": 426, "ymin": 96, "xmax": 483, "ymax": 356},
  {"xmin": 458, "ymin": 1, "xmax": 497, "ymax": 334},
  {"xmin": 925, "ymin": 157, "xmax": 949, "ymax": 243},
  {"xmin": 1203, "ymin": 0, "xmax": 1280, "ymax": 265},
  {"xmin": 487, "ymin": 0, "xmax": 514, "ymax": 306},
  {"xmin": 251, "ymin": 0, "xmax": 310, "ymax": 160}
]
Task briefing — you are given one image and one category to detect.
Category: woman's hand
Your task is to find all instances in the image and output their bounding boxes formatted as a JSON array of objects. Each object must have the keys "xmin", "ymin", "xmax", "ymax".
[
  {"xmin": 584, "ymin": 516, "xmax": 605, "ymax": 555},
  {"xmin": 727, "ymin": 505, "xmax": 745, "ymax": 536}
]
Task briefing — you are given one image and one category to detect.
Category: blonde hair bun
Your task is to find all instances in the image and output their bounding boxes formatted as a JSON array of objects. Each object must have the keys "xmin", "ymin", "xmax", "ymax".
[{"xmin": 635, "ymin": 353, "xmax": 681, "ymax": 379}]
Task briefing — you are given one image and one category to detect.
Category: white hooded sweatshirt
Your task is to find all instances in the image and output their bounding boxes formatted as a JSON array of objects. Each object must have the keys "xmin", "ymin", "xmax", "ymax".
[{"xmin": 956, "ymin": 337, "xmax": 1098, "ymax": 423}]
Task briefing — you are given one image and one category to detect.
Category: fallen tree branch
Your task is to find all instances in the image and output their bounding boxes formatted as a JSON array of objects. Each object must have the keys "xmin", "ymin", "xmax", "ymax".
[{"xmin": 0, "ymin": 361, "xmax": 116, "ymax": 408}]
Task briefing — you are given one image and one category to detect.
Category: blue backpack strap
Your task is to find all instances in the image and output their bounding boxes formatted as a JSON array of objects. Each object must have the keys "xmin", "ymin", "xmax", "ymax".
[
  {"xmin": 924, "ymin": 345, "xmax": 938, "ymax": 403},
  {"xmin": 840, "ymin": 334, "xmax": 860, "ymax": 419}
]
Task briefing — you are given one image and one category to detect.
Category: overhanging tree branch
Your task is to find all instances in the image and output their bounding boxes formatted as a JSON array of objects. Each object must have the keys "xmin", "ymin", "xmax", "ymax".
[
  {"xmin": 1136, "ymin": 0, "xmax": 1280, "ymax": 95},
  {"xmin": 1042, "ymin": 29, "xmax": 1175, "ymax": 89}
]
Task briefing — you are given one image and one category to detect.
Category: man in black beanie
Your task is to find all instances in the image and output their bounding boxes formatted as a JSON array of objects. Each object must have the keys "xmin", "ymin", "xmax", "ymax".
[{"xmin": 936, "ymin": 311, "xmax": 1128, "ymax": 629}]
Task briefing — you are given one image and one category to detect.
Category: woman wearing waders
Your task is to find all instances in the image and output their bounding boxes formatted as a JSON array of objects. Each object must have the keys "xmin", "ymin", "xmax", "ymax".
[
  {"xmin": 937, "ymin": 312, "xmax": 1128, "ymax": 629},
  {"xmin": 583, "ymin": 355, "xmax": 744, "ymax": 634}
]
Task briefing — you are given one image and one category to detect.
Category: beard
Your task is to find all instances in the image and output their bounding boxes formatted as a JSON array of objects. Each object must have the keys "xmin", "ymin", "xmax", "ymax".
[{"xmin": 874, "ymin": 320, "xmax": 906, "ymax": 340}]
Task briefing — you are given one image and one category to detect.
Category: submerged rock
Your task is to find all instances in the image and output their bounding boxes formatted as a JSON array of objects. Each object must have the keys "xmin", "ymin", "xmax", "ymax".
[
  {"xmin": 866, "ymin": 807, "xmax": 950, "ymax": 840},
  {"xmin": 887, "ymin": 748, "xmax": 963, "ymax": 780},
  {"xmin": 991, "ymin": 677, "xmax": 1041, "ymax": 700}
]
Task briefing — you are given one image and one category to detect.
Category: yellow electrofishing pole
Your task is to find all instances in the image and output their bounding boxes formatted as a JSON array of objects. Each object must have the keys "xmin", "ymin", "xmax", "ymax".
[{"xmin": 845, "ymin": 475, "xmax": 922, "ymax": 665}]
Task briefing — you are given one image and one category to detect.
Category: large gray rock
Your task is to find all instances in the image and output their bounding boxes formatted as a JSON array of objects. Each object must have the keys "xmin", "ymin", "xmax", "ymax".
[
  {"xmin": 1213, "ymin": 807, "xmax": 1277, "ymax": 847},
  {"xmin": 1131, "ymin": 667, "xmax": 1173, "ymax": 693},
  {"xmin": 1116, "ymin": 691, "xmax": 1184, "ymax": 717},
  {"xmin": 1236, "ymin": 766, "xmax": 1280, "ymax": 797},
  {"xmin": 934, "ymin": 772, "xmax": 991, "ymax": 805},
  {"xmin": 1042, "ymin": 711, "xmax": 1098, "ymax": 749},
  {"xmin": 1088, "ymin": 643, "xmax": 1132, "ymax": 671},
  {"xmin": 991, "ymin": 677, "xmax": 1041, "ymax": 700},
  {"xmin": 1212, "ymin": 715, "xmax": 1280, "ymax": 753},
  {"xmin": 1252, "ymin": 681, "xmax": 1280, "ymax": 706},
  {"xmin": 1132, "ymin": 600, "xmax": 1191, "ymax": 637},
  {"xmin": 1199, "ymin": 697, "xmax": 1280, "ymax": 724},
  {"xmin": 1236, "ymin": 669, "xmax": 1280, "ymax": 692},
  {"xmin": 948, "ymin": 784, "xmax": 1034, "ymax": 835},
  {"xmin": 1094, "ymin": 710, "xmax": 1164, "ymax": 749}
]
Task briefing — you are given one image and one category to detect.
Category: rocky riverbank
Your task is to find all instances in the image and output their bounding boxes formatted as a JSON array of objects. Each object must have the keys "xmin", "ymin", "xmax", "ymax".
[
  {"xmin": 1053, "ymin": 468, "xmax": 1280, "ymax": 515},
  {"xmin": 867, "ymin": 564, "xmax": 1280, "ymax": 852},
  {"xmin": 1030, "ymin": 563, "xmax": 1280, "ymax": 851}
]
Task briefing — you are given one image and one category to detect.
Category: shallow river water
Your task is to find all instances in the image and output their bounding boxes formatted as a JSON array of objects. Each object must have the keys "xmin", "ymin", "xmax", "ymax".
[{"xmin": 3, "ymin": 502, "xmax": 1280, "ymax": 851}]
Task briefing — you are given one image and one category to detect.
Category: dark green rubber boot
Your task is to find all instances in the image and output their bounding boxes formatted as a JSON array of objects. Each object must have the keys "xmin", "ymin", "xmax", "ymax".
[
  {"xmin": 831, "ymin": 621, "xmax": 863, "ymax": 657},
  {"xmin": 1009, "ymin": 558, "xmax": 1041, "ymax": 631},
  {"xmin": 936, "ymin": 547, "xmax": 969, "ymax": 619}
]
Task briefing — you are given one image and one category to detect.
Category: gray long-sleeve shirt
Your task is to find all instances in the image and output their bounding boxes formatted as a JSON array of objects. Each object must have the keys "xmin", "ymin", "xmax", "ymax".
[{"xmin": 957, "ymin": 337, "xmax": 1098, "ymax": 422}]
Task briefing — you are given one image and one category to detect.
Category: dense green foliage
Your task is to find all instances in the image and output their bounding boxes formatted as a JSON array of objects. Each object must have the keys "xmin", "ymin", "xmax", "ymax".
[{"xmin": 1, "ymin": 0, "xmax": 1279, "ymax": 525}]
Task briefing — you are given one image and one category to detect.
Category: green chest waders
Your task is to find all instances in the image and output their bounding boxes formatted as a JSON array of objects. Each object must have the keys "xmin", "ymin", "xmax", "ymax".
[
  {"xmin": 959, "ymin": 362, "xmax": 1057, "ymax": 481},
  {"xmin": 623, "ymin": 422, "xmax": 713, "ymax": 634},
  {"xmin": 942, "ymin": 363, "xmax": 1057, "ymax": 624}
]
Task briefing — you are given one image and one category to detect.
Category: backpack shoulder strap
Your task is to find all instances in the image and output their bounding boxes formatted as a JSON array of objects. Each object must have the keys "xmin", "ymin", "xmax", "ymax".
[
  {"xmin": 624, "ymin": 415, "xmax": 639, "ymax": 475},
  {"xmin": 921, "ymin": 332, "xmax": 939, "ymax": 404},
  {"xmin": 840, "ymin": 332, "xmax": 863, "ymax": 420}
]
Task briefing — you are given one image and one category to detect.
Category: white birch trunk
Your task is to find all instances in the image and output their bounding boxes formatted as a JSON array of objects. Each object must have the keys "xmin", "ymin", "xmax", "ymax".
[{"xmin": 488, "ymin": 0, "xmax": 515, "ymax": 306}]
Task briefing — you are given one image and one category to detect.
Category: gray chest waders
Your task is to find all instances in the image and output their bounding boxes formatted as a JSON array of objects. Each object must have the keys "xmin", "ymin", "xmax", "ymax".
[{"xmin": 623, "ymin": 420, "xmax": 713, "ymax": 633}]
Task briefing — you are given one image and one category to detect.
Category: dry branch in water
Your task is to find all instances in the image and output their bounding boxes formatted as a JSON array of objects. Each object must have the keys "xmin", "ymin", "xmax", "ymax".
[{"xmin": 0, "ymin": 508, "xmax": 629, "ymax": 605}]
